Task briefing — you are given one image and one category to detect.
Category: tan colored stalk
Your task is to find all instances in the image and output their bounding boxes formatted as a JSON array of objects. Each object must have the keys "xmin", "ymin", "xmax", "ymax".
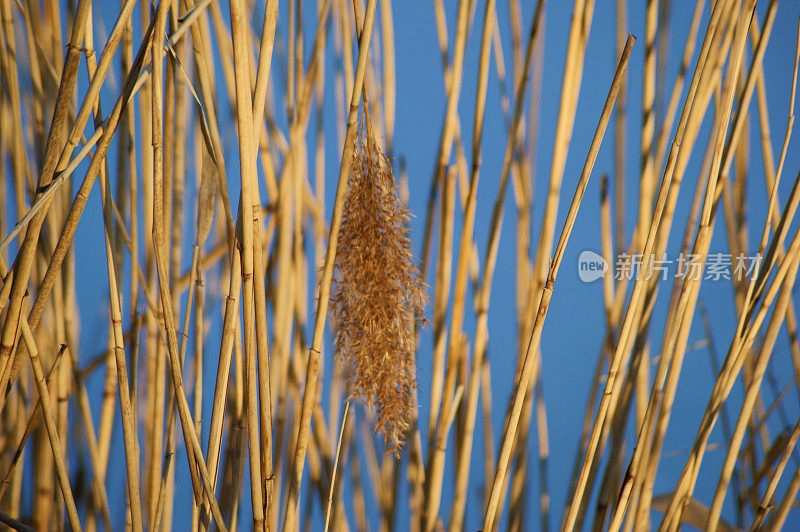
[
  {"xmin": 750, "ymin": 416, "xmax": 800, "ymax": 530},
  {"xmin": 151, "ymin": 4, "xmax": 230, "ymax": 531},
  {"xmin": 705, "ymin": 252, "xmax": 800, "ymax": 531},
  {"xmin": 718, "ymin": 0, "xmax": 779, "ymax": 185},
  {"xmin": 567, "ymin": 1, "xmax": 732, "ymax": 526},
  {"xmin": 252, "ymin": 0, "xmax": 280, "ymax": 142},
  {"xmin": 0, "ymin": 0, "xmax": 92, "ymax": 416},
  {"xmin": 487, "ymin": 35, "xmax": 633, "ymax": 532},
  {"xmin": 0, "ymin": 346, "xmax": 65, "ymax": 500},
  {"xmin": 191, "ymin": 268, "xmax": 206, "ymax": 532},
  {"xmin": 423, "ymin": 384, "xmax": 465, "ymax": 531},
  {"xmin": 424, "ymin": 0, "xmax": 499, "ymax": 519},
  {"xmin": 252, "ymin": 165, "xmax": 276, "ymax": 532},
  {"xmin": 323, "ymin": 400, "xmax": 350, "ymax": 532},
  {"xmin": 656, "ymin": 4, "xmax": 775, "ymax": 528},
  {"xmin": 379, "ymin": 0, "xmax": 395, "ymax": 154},
  {"xmin": 430, "ymin": 164, "xmax": 455, "ymax": 451},
  {"xmin": 530, "ymin": 0, "xmax": 594, "ymax": 316},
  {"xmin": 228, "ymin": 0, "xmax": 265, "ymax": 527},
  {"xmin": 4, "ymin": 0, "xmax": 211, "ymax": 346},
  {"xmin": 613, "ymin": 0, "xmax": 627, "ymax": 254},
  {"xmin": 205, "ymin": 1, "xmax": 237, "ymax": 106},
  {"xmin": 654, "ymin": 0, "xmax": 705, "ymax": 176},
  {"xmin": 639, "ymin": 0, "xmax": 658, "ymax": 240},
  {"xmin": 118, "ymin": 0, "xmax": 138, "ymax": 330},
  {"xmin": 153, "ymin": 144, "xmax": 219, "ymax": 531},
  {"xmin": 425, "ymin": 0, "xmax": 471, "ymax": 445},
  {"xmin": 0, "ymin": 0, "xmax": 23, "ymax": 215},
  {"xmin": 147, "ymin": 5, "xmax": 173, "ymax": 527},
  {"xmin": 202, "ymin": 228, "xmax": 242, "ymax": 529},
  {"xmin": 18, "ymin": 315, "xmax": 81, "ymax": 531},
  {"xmin": 179, "ymin": 0, "xmax": 235, "ymax": 242},
  {"xmin": 283, "ymin": 0, "xmax": 378, "ymax": 528},
  {"xmin": 449, "ymin": 3, "xmax": 544, "ymax": 530},
  {"xmin": 0, "ymin": 0, "xmax": 30, "ymax": 227},
  {"xmin": 67, "ymin": 348, "xmax": 115, "ymax": 531},
  {"xmin": 629, "ymin": 0, "xmax": 658, "ymax": 445},
  {"xmin": 98, "ymin": 161, "xmax": 144, "ymax": 532},
  {"xmin": 764, "ymin": 450, "xmax": 800, "ymax": 530},
  {"xmin": 251, "ymin": 0, "xmax": 278, "ymax": 210}
]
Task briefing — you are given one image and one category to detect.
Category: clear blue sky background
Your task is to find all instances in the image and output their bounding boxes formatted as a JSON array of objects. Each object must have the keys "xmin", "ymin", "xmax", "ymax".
[{"xmin": 41, "ymin": 0, "xmax": 800, "ymax": 530}]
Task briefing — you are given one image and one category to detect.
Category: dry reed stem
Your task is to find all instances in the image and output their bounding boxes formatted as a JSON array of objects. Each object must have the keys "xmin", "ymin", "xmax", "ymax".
[
  {"xmin": 203, "ymin": 247, "xmax": 242, "ymax": 488},
  {"xmin": 629, "ymin": 7, "xmax": 754, "ymax": 528},
  {"xmin": 98, "ymin": 162, "xmax": 144, "ymax": 532},
  {"xmin": 150, "ymin": 4, "xmax": 229, "ymax": 531},
  {"xmin": 228, "ymin": 0, "xmax": 265, "ymax": 526},
  {"xmin": 424, "ymin": 0, "xmax": 470, "ymax": 443},
  {"xmin": 283, "ymin": 0, "xmax": 379, "ymax": 528},
  {"xmin": 180, "ymin": 0, "xmax": 236, "ymax": 245},
  {"xmin": 565, "ymin": 1, "xmax": 731, "ymax": 526},
  {"xmin": 639, "ymin": 0, "xmax": 657, "ymax": 242},
  {"xmin": 0, "ymin": 0, "xmax": 92, "ymax": 419},
  {"xmin": 5, "ymin": 2, "xmax": 208, "ymax": 370},
  {"xmin": 654, "ymin": 1, "xmax": 705, "ymax": 178},
  {"xmin": 153, "ymin": 141, "xmax": 217, "ymax": 531},
  {"xmin": 0, "ymin": 345, "xmax": 65, "ymax": 500},
  {"xmin": 655, "ymin": 3, "xmax": 760, "ymax": 527},
  {"xmin": 501, "ymin": 33, "xmax": 633, "ymax": 532},
  {"xmin": 67, "ymin": 346, "xmax": 115, "ymax": 531},
  {"xmin": 531, "ymin": 0, "xmax": 593, "ymax": 313},
  {"xmin": 449, "ymin": 2, "xmax": 544, "ymax": 530},
  {"xmin": 323, "ymin": 400, "xmax": 350, "ymax": 532},
  {"xmin": 152, "ymin": 0, "xmax": 203, "ymax": 505},
  {"xmin": 423, "ymin": 384, "xmax": 464, "ymax": 532},
  {"xmin": 705, "ymin": 253, "xmax": 799, "ymax": 531},
  {"xmin": 751, "ymin": 415, "xmax": 800, "ymax": 530},
  {"xmin": 424, "ymin": 0, "xmax": 502, "ymax": 519},
  {"xmin": 613, "ymin": 0, "xmax": 628, "ymax": 257},
  {"xmin": 18, "ymin": 314, "xmax": 81, "ymax": 531}
]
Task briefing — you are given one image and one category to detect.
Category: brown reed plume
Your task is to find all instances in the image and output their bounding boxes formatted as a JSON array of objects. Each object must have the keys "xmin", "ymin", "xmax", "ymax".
[{"xmin": 331, "ymin": 109, "xmax": 427, "ymax": 456}]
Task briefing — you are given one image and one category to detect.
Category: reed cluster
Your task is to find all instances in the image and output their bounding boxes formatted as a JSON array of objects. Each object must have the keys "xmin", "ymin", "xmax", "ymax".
[{"xmin": 0, "ymin": 0, "xmax": 798, "ymax": 531}]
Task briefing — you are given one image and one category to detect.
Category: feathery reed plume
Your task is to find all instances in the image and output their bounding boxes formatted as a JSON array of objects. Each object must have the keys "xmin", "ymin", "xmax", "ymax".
[{"xmin": 331, "ymin": 110, "xmax": 427, "ymax": 456}]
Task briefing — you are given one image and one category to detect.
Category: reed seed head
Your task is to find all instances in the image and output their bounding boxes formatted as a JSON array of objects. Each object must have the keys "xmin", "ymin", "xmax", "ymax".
[{"xmin": 331, "ymin": 114, "xmax": 427, "ymax": 456}]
